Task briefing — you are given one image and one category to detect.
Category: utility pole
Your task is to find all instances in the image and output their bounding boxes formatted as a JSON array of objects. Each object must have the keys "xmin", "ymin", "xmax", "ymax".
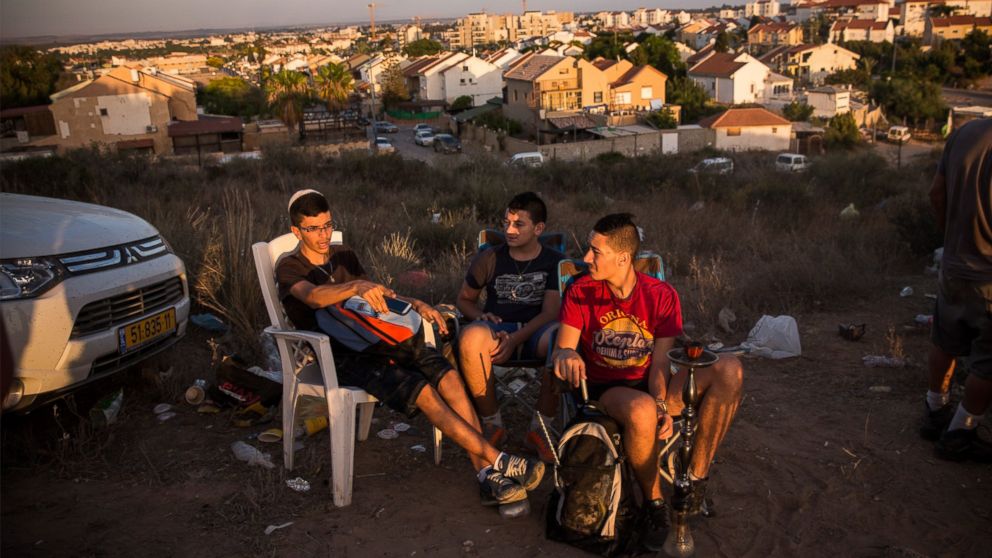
[{"xmin": 369, "ymin": 3, "xmax": 377, "ymax": 42}]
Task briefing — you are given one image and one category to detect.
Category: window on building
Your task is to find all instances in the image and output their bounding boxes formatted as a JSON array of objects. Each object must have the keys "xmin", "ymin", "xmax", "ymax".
[
  {"xmin": 594, "ymin": 92, "xmax": 603, "ymax": 103},
  {"xmin": 514, "ymin": 90, "xmax": 519, "ymax": 102},
  {"xmin": 772, "ymin": 127, "xmax": 778, "ymax": 133},
  {"xmin": 460, "ymin": 79, "xmax": 466, "ymax": 84},
  {"xmin": 99, "ymin": 108, "xmax": 109, "ymax": 116},
  {"xmin": 616, "ymin": 92, "xmax": 631, "ymax": 105},
  {"xmin": 462, "ymin": 65, "xmax": 468, "ymax": 71},
  {"xmin": 727, "ymin": 127, "xmax": 741, "ymax": 136},
  {"xmin": 641, "ymin": 86, "xmax": 653, "ymax": 99}
]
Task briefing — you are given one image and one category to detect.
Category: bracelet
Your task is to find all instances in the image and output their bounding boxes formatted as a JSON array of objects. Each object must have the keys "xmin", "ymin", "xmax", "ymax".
[{"xmin": 655, "ymin": 399, "xmax": 668, "ymax": 415}]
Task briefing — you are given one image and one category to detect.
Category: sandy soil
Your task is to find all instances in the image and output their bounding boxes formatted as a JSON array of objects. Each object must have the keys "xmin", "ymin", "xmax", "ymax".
[{"xmin": 3, "ymin": 272, "xmax": 990, "ymax": 558}]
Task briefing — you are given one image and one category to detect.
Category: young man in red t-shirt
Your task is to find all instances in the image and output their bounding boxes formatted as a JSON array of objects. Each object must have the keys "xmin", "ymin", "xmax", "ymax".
[{"xmin": 553, "ymin": 213, "xmax": 744, "ymax": 551}]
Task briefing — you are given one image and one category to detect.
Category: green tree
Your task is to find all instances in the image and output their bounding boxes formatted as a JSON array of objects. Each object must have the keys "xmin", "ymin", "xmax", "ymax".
[
  {"xmin": 714, "ymin": 31, "xmax": 730, "ymax": 53},
  {"xmin": 634, "ymin": 35, "xmax": 685, "ymax": 77},
  {"xmin": 584, "ymin": 32, "xmax": 634, "ymax": 61},
  {"xmin": 782, "ymin": 101, "xmax": 815, "ymax": 122},
  {"xmin": 645, "ymin": 109, "xmax": 678, "ymax": 129},
  {"xmin": 824, "ymin": 112, "xmax": 860, "ymax": 148},
  {"xmin": 0, "ymin": 45, "xmax": 63, "ymax": 108},
  {"xmin": 378, "ymin": 60, "xmax": 410, "ymax": 110},
  {"xmin": 870, "ymin": 77, "xmax": 946, "ymax": 126},
  {"xmin": 449, "ymin": 95, "xmax": 473, "ymax": 111},
  {"xmin": 198, "ymin": 77, "xmax": 265, "ymax": 118},
  {"xmin": 802, "ymin": 13, "xmax": 832, "ymax": 45},
  {"xmin": 265, "ymin": 69, "xmax": 310, "ymax": 130},
  {"xmin": 206, "ymin": 56, "xmax": 225, "ymax": 69},
  {"xmin": 402, "ymin": 38, "xmax": 444, "ymax": 57},
  {"xmin": 313, "ymin": 62, "xmax": 354, "ymax": 111},
  {"xmin": 666, "ymin": 76, "xmax": 719, "ymax": 124}
]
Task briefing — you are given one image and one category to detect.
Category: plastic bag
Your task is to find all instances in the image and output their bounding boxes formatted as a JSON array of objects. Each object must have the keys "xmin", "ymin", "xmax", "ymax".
[{"xmin": 741, "ymin": 315, "xmax": 802, "ymax": 359}]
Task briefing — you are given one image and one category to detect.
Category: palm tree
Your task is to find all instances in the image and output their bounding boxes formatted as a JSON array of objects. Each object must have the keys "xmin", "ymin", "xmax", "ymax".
[
  {"xmin": 265, "ymin": 69, "xmax": 309, "ymax": 130},
  {"xmin": 313, "ymin": 63, "xmax": 354, "ymax": 112}
]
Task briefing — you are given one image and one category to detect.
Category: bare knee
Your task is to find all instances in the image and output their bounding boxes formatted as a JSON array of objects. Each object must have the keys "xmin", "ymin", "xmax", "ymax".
[
  {"xmin": 458, "ymin": 324, "xmax": 496, "ymax": 355},
  {"xmin": 439, "ymin": 368, "xmax": 466, "ymax": 394},
  {"xmin": 717, "ymin": 356, "xmax": 744, "ymax": 394},
  {"xmin": 623, "ymin": 397, "xmax": 658, "ymax": 436}
]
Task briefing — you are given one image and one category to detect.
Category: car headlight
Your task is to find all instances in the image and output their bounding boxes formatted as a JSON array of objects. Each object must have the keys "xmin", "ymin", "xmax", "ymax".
[{"xmin": 0, "ymin": 257, "xmax": 66, "ymax": 300}]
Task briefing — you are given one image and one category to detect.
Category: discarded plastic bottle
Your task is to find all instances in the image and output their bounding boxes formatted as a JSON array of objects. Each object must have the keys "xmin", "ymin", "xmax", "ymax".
[
  {"xmin": 498, "ymin": 499, "xmax": 530, "ymax": 519},
  {"xmin": 231, "ymin": 441, "xmax": 275, "ymax": 469},
  {"xmin": 89, "ymin": 389, "xmax": 124, "ymax": 427},
  {"xmin": 862, "ymin": 355, "xmax": 906, "ymax": 368}
]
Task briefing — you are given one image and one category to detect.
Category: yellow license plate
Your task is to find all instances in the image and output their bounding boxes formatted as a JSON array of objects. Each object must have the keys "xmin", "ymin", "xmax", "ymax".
[{"xmin": 118, "ymin": 308, "xmax": 177, "ymax": 354}]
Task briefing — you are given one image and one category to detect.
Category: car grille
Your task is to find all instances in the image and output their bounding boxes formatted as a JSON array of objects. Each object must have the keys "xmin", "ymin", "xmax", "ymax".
[
  {"xmin": 89, "ymin": 333, "xmax": 181, "ymax": 378},
  {"xmin": 71, "ymin": 277, "xmax": 184, "ymax": 338},
  {"xmin": 59, "ymin": 236, "xmax": 170, "ymax": 276}
]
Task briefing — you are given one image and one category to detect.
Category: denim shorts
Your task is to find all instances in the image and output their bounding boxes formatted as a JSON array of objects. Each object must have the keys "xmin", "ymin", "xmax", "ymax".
[{"xmin": 485, "ymin": 320, "xmax": 558, "ymax": 362}]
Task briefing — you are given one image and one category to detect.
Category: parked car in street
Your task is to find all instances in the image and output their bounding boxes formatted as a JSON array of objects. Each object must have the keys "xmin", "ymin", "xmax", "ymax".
[
  {"xmin": 433, "ymin": 134, "xmax": 462, "ymax": 154},
  {"xmin": 373, "ymin": 121, "xmax": 399, "ymax": 134},
  {"xmin": 413, "ymin": 123, "xmax": 433, "ymax": 134},
  {"xmin": 372, "ymin": 136, "xmax": 396, "ymax": 153},
  {"xmin": 507, "ymin": 152, "xmax": 545, "ymax": 168},
  {"xmin": 688, "ymin": 157, "xmax": 734, "ymax": 175},
  {"xmin": 775, "ymin": 153, "xmax": 810, "ymax": 172},
  {"xmin": 414, "ymin": 130, "xmax": 435, "ymax": 146},
  {"xmin": 886, "ymin": 125, "xmax": 911, "ymax": 143},
  {"xmin": 1, "ymin": 194, "xmax": 190, "ymax": 411}
]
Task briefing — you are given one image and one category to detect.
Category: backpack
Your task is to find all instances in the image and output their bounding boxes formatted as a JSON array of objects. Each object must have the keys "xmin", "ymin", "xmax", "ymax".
[
  {"xmin": 315, "ymin": 296, "xmax": 422, "ymax": 353},
  {"xmin": 546, "ymin": 401, "xmax": 643, "ymax": 557}
]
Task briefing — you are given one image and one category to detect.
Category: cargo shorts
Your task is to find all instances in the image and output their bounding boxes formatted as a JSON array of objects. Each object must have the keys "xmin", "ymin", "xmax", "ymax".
[{"xmin": 932, "ymin": 272, "xmax": 992, "ymax": 380}]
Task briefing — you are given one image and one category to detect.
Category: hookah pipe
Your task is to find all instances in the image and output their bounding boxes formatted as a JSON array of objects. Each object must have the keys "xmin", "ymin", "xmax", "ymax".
[{"xmin": 663, "ymin": 341, "xmax": 715, "ymax": 558}]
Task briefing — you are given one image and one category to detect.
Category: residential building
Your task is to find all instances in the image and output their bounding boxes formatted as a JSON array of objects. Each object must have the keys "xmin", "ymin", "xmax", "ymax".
[
  {"xmin": 748, "ymin": 22, "xmax": 804, "ymax": 46},
  {"xmin": 925, "ymin": 15, "xmax": 992, "ymax": 43},
  {"xmin": 746, "ymin": 0, "xmax": 782, "ymax": 18},
  {"xmin": 759, "ymin": 43, "xmax": 860, "ymax": 84},
  {"xmin": 830, "ymin": 18, "xmax": 895, "ymax": 42},
  {"xmin": 403, "ymin": 52, "xmax": 469, "ymax": 102},
  {"xmin": 698, "ymin": 107, "xmax": 792, "ymax": 151},
  {"xmin": 484, "ymin": 47, "xmax": 524, "ymax": 70},
  {"xmin": 806, "ymin": 85, "xmax": 852, "ymax": 118},
  {"xmin": 117, "ymin": 53, "xmax": 208, "ymax": 75},
  {"xmin": 439, "ymin": 55, "xmax": 503, "ymax": 106},
  {"xmin": 448, "ymin": 11, "xmax": 571, "ymax": 48},
  {"xmin": 43, "ymin": 66, "xmax": 200, "ymax": 155},
  {"xmin": 688, "ymin": 51, "xmax": 774, "ymax": 105},
  {"xmin": 608, "ymin": 65, "xmax": 668, "ymax": 111}
]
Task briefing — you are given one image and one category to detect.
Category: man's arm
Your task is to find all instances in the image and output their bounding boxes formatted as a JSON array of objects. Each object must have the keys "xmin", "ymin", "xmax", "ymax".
[
  {"xmin": 455, "ymin": 281, "xmax": 501, "ymax": 322},
  {"xmin": 394, "ymin": 294, "xmax": 450, "ymax": 335},
  {"xmin": 930, "ymin": 171, "xmax": 947, "ymax": 235},
  {"xmin": 552, "ymin": 323, "xmax": 585, "ymax": 387},
  {"xmin": 647, "ymin": 337, "xmax": 676, "ymax": 402},
  {"xmin": 493, "ymin": 290, "xmax": 561, "ymax": 361},
  {"xmin": 289, "ymin": 278, "xmax": 393, "ymax": 314}
]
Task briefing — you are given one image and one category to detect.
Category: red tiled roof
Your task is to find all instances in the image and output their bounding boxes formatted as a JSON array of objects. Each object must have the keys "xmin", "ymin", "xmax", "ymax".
[
  {"xmin": 686, "ymin": 44, "xmax": 715, "ymax": 67},
  {"xmin": 832, "ymin": 19, "xmax": 889, "ymax": 30},
  {"xmin": 116, "ymin": 139, "xmax": 154, "ymax": 149},
  {"xmin": 930, "ymin": 15, "xmax": 992, "ymax": 27},
  {"xmin": 167, "ymin": 115, "xmax": 243, "ymax": 137},
  {"xmin": 592, "ymin": 58, "xmax": 619, "ymax": 71},
  {"xmin": 0, "ymin": 105, "xmax": 51, "ymax": 118},
  {"xmin": 688, "ymin": 52, "xmax": 747, "ymax": 78},
  {"xmin": 611, "ymin": 65, "xmax": 668, "ymax": 87},
  {"xmin": 504, "ymin": 55, "xmax": 565, "ymax": 82},
  {"xmin": 749, "ymin": 22, "xmax": 799, "ymax": 34},
  {"xmin": 401, "ymin": 57, "xmax": 437, "ymax": 77},
  {"xmin": 698, "ymin": 108, "xmax": 791, "ymax": 129}
]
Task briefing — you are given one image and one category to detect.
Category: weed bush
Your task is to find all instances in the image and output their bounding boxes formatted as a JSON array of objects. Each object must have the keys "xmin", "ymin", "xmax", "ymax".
[{"xmin": 0, "ymin": 144, "xmax": 935, "ymax": 354}]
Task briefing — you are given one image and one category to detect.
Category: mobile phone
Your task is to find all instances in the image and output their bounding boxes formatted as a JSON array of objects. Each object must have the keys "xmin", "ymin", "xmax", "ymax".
[{"xmin": 384, "ymin": 297, "xmax": 412, "ymax": 315}]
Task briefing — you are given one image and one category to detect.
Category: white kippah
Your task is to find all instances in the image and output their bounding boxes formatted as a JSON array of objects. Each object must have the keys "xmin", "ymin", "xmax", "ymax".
[{"xmin": 287, "ymin": 189, "xmax": 323, "ymax": 212}]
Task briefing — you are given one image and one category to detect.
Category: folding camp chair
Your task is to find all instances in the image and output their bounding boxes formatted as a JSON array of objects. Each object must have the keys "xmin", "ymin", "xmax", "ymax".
[
  {"xmin": 465, "ymin": 229, "xmax": 566, "ymax": 420},
  {"xmin": 252, "ymin": 231, "xmax": 442, "ymax": 508},
  {"xmin": 556, "ymin": 252, "xmax": 680, "ymax": 483}
]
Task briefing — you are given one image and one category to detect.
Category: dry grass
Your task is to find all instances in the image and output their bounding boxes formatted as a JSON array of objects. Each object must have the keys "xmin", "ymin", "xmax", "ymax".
[{"xmin": 0, "ymin": 146, "xmax": 938, "ymax": 350}]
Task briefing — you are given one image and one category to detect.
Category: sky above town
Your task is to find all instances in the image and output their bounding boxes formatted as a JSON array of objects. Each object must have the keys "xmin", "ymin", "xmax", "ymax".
[{"xmin": 1, "ymin": 0, "xmax": 720, "ymax": 39}]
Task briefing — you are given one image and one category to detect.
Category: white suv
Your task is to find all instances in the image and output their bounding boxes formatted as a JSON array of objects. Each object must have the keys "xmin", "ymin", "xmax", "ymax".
[{"xmin": 1, "ymin": 194, "xmax": 190, "ymax": 411}]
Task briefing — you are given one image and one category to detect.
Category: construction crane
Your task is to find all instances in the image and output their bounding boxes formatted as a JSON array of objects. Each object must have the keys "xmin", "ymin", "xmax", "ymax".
[
  {"xmin": 368, "ymin": 3, "xmax": 376, "ymax": 41},
  {"xmin": 522, "ymin": 0, "xmax": 527, "ymax": 14}
]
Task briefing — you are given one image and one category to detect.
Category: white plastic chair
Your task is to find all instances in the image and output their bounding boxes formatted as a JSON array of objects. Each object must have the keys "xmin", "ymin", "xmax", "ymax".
[{"xmin": 252, "ymin": 231, "xmax": 443, "ymax": 507}]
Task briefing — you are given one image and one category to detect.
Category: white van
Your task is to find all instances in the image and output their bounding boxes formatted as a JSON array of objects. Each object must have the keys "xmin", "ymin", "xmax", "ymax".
[
  {"xmin": 688, "ymin": 157, "xmax": 734, "ymax": 175},
  {"xmin": 887, "ymin": 126, "xmax": 911, "ymax": 143},
  {"xmin": 507, "ymin": 152, "xmax": 545, "ymax": 168},
  {"xmin": 775, "ymin": 153, "xmax": 809, "ymax": 172}
]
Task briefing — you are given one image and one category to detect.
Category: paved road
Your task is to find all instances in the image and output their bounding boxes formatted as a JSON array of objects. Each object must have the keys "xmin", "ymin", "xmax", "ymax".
[
  {"xmin": 870, "ymin": 137, "xmax": 936, "ymax": 167},
  {"xmin": 942, "ymin": 87, "xmax": 992, "ymax": 108},
  {"xmin": 373, "ymin": 123, "xmax": 468, "ymax": 165}
]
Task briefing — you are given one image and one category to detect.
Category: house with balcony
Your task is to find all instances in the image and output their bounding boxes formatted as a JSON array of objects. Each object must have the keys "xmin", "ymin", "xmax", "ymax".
[
  {"xmin": 748, "ymin": 22, "xmax": 804, "ymax": 47},
  {"xmin": 688, "ymin": 51, "xmax": 777, "ymax": 105},
  {"xmin": 759, "ymin": 43, "xmax": 860, "ymax": 84},
  {"xmin": 830, "ymin": 18, "xmax": 895, "ymax": 42}
]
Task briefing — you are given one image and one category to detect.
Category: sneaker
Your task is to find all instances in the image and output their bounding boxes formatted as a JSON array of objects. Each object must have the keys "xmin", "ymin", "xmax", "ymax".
[
  {"xmin": 919, "ymin": 401, "xmax": 954, "ymax": 441},
  {"xmin": 523, "ymin": 430, "xmax": 557, "ymax": 464},
  {"xmin": 494, "ymin": 453, "xmax": 545, "ymax": 491},
  {"xmin": 483, "ymin": 425, "xmax": 507, "ymax": 447},
  {"xmin": 642, "ymin": 499, "xmax": 671, "ymax": 552},
  {"xmin": 479, "ymin": 470, "xmax": 527, "ymax": 506},
  {"xmin": 687, "ymin": 478, "xmax": 715, "ymax": 518},
  {"xmin": 935, "ymin": 428, "xmax": 992, "ymax": 463}
]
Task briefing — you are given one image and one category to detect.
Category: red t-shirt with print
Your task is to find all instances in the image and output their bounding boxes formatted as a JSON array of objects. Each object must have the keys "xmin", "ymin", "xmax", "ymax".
[{"xmin": 559, "ymin": 272, "xmax": 683, "ymax": 383}]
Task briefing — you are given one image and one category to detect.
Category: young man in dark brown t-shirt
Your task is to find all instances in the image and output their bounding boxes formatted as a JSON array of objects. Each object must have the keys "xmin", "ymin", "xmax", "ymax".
[
  {"xmin": 274, "ymin": 189, "xmax": 544, "ymax": 511},
  {"xmin": 921, "ymin": 118, "xmax": 992, "ymax": 462}
]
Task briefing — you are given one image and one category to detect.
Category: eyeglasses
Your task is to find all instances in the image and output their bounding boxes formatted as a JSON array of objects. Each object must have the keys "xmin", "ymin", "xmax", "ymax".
[{"xmin": 298, "ymin": 221, "xmax": 334, "ymax": 234}]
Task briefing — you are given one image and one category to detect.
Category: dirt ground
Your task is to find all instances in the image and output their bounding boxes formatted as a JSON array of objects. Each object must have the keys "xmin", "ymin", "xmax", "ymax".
[{"xmin": 3, "ymin": 271, "xmax": 990, "ymax": 558}]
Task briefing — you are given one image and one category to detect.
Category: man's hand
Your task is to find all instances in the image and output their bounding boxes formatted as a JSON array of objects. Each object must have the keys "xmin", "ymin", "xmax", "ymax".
[
  {"xmin": 353, "ymin": 281, "xmax": 394, "ymax": 314},
  {"xmin": 477, "ymin": 312, "xmax": 503, "ymax": 323},
  {"xmin": 490, "ymin": 330, "xmax": 518, "ymax": 363},
  {"xmin": 414, "ymin": 301, "xmax": 449, "ymax": 335},
  {"xmin": 554, "ymin": 348, "xmax": 586, "ymax": 388},
  {"xmin": 657, "ymin": 411, "xmax": 674, "ymax": 440}
]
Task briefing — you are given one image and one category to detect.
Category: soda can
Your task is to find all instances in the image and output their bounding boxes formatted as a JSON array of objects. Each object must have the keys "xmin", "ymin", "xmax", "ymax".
[{"xmin": 185, "ymin": 379, "xmax": 209, "ymax": 405}]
